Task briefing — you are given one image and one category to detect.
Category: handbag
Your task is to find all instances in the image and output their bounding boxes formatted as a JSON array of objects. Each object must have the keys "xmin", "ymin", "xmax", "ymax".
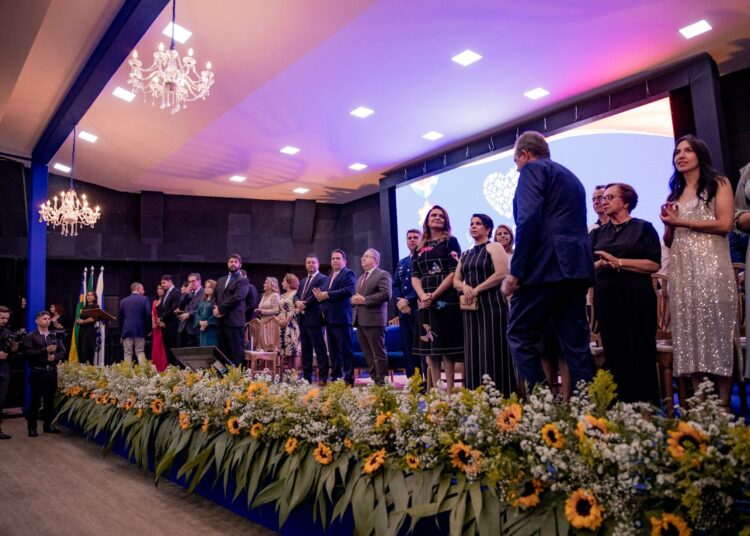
[{"xmin": 459, "ymin": 294, "xmax": 479, "ymax": 311}]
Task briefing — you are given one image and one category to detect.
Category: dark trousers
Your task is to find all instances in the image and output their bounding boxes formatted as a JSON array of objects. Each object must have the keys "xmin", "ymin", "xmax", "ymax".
[
  {"xmin": 0, "ymin": 365, "xmax": 9, "ymax": 426},
  {"xmin": 301, "ymin": 324, "xmax": 329, "ymax": 383},
  {"xmin": 507, "ymin": 280, "xmax": 593, "ymax": 393},
  {"xmin": 218, "ymin": 326, "xmax": 245, "ymax": 366},
  {"xmin": 162, "ymin": 324, "xmax": 179, "ymax": 365},
  {"xmin": 398, "ymin": 313, "xmax": 418, "ymax": 377},
  {"xmin": 27, "ymin": 370, "xmax": 57, "ymax": 429},
  {"xmin": 178, "ymin": 329, "xmax": 199, "ymax": 348},
  {"xmin": 326, "ymin": 323, "xmax": 354, "ymax": 385},
  {"xmin": 357, "ymin": 326, "xmax": 388, "ymax": 385}
]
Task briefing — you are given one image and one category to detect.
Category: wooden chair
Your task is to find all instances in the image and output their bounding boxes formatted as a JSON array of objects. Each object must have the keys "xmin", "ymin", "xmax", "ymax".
[
  {"xmin": 245, "ymin": 318, "xmax": 282, "ymax": 377},
  {"xmin": 732, "ymin": 263, "xmax": 748, "ymax": 414},
  {"xmin": 587, "ymin": 288, "xmax": 606, "ymax": 370},
  {"xmin": 652, "ymin": 273, "xmax": 687, "ymax": 415}
]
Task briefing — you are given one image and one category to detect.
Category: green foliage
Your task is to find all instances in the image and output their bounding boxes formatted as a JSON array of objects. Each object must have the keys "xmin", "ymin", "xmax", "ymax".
[{"xmin": 586, "ymin": 369, "xmax": 617, "ymax": 416}]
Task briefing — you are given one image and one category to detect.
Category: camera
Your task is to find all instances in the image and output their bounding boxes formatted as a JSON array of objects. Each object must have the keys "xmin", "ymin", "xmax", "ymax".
[{"xmin": 0, "ymin": 329, "xmax": 25, "ymax": 353}]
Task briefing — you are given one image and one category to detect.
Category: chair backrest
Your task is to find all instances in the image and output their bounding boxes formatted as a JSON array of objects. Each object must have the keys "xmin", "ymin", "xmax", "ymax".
[
  {"xmin": 255, "ymin": 318, "xmax": 280, "ymax": 352},
  {"xmin": 651, "ymin": 273, "xmax": 670, "ymax": 340},
  {"xmin": 732, "ymin": 262, "xmax": 745, "ymax": 333}
]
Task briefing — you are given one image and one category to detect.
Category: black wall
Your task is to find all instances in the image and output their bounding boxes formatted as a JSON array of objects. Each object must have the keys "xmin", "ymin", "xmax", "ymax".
[{"xmin": 721, "ymin": 67, "xmax": 750, "ymax": 184}]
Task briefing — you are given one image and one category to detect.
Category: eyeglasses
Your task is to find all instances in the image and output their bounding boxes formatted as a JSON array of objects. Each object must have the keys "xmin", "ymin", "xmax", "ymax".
[
  {"xmin": 591, "ymin": 195, "xmax": 603, "ymax": 202},
  {"xmin": 602, "ymin": 194, "xmax": 621, "ymax": 202}
]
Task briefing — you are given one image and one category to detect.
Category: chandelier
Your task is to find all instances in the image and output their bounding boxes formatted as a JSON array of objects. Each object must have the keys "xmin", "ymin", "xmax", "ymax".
[
  {"xmin": 127, "ymin": 0, "xmax": 214, "ymax": 113},
  {"xmin": 39, "ymin": 127, "xmax": 101, "ymax": 236}
]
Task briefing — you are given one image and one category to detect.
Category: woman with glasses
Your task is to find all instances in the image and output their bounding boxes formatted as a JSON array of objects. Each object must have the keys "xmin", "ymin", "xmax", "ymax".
[
  {"xmin": 590, "ymin": 183, "xmax": 661, "ymax": 403},
  {"xmin": 661, "ymin": 135, "xmax": 737, "ymax": 409}
]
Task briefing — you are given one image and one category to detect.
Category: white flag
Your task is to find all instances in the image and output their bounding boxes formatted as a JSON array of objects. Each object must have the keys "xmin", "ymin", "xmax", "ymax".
[{"xmin": 95, "ymin": 266, "xmax": 106, "ymax": 366}]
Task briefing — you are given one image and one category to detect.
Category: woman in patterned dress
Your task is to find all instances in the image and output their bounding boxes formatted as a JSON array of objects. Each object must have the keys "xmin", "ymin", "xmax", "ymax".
[
  {"xmin": 411, "ymin": 205, "xmax": 464, "ymax": 392},
  {"xmin": 194, "ymin": 279, "xmax": 218, "ymax": 347},
  {"xmin": 661, "ymin": 135, "xmax": 737, "ymax": 408},
  {"xmin": 454, "ymin": 214, "xmax": 516, "ymax": 394},
  {"xmin": 277, "ymin": 273, "xmax": 301, "ymax": 370}
]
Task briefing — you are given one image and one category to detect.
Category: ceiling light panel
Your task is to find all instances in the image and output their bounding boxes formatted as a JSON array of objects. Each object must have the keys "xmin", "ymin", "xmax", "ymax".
[
  {"xmin": 113, "ymin": 87, "xmax": 135, "ymax": 102},
  {"xmin": 280, "ymin": 146, "xmax": 301, "ymax": 155},
  {"xmin": 78, "ymin": 131, "xmax": 98, "ymax": 143},
  {"xmin": 679, "ymin": 20, "xmax": 712, "ymax": 39},
  {"xmin": 53, "ymin": 163, "xmax": 71, "ymax": 173},
  {"xmin": 451, "ymin": 49, "xmax": 482, "ymax": 66},
  {"xmin": 422, "ymin": 131, "xmax": 444, "ymax": 141},
  {"xmin": 524, "ymin": 87, "xmax": 550, "ymax": 100},
  {"xmin": 229, "ymin": 175, "xmax": 247, "ymax": 182},
  {"xmin": 293, "ymin": 187, "xmax": 310, "ymax": 194},
  {"xmin": 350, "ymin": 106, "xmax": 374, "ymax": 118},
  {"xmin": 163, "ymin": 22, "xmax": 192, "ymax": 44},
  {"xmin": 348, "ymin": 163, "xmax": 367, "ymax": 171}
]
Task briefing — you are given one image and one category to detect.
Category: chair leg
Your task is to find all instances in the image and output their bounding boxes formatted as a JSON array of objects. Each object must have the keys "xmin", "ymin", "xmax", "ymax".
[{"xmin": 656, "ymin": 353, "xmax": 674, "ymax": 417}]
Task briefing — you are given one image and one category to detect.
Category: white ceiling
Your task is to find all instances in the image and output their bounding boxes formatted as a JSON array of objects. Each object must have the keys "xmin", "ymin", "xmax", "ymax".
[{"xmin": 1, "ymin": 0, "xmax": 749, "ymax": 203}]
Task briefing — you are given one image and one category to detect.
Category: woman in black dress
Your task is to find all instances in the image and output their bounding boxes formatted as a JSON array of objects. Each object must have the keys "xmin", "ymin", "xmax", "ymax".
[
  {"xmin": 454, "ymin": 214, "xmax": 516, "ymax": 394},
  {"xmin": 411, "ymin": 205, "xmax": 464, "ymax": 392},
  {"xmin": 76, "ymin": 291, "xmax": 98, "ymax": 365},
  {"xmin": 590, "ymin": 183, "xmax": 661, "ymax": 404}
]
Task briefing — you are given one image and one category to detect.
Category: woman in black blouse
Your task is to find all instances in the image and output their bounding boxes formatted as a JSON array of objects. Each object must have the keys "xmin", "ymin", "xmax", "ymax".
[
  {"xmin": 76, "ymin": 291, "xmax": 99, "ymax": 365},
  {"xmin": 590, "ymin": 183, "xmax": 661, "ymax": 404},
  {"xmin": 411, "ymin": 205, "xmax": 464, "ymax": 392}
]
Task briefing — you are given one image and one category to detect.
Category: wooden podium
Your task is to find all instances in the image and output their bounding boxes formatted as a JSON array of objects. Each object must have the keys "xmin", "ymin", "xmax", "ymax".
[{"xmin": 80, "ymin": 308, "xmax": 116, "ymax": 322}]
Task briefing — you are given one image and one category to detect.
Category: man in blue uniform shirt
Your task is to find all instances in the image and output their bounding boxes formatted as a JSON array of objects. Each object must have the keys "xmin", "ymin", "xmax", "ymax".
[{"xmin": 392, "ymin": 228, "xmax": 421, "ymax": 378}]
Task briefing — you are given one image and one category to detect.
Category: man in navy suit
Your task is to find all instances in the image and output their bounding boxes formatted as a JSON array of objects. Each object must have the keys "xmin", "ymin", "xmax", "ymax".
[
  {"xmin": 392, "ymin": 229, "xmax": 421, "ymax": 378},
  {"xmin": 295, "ymin": 254, "xmax": 330, "ymax": 384},
  {"xmin": 178, "ymin": 273, "xmax": 204, "ymax": 348},
  {"xmin": 157, "ymin": 274, "xmax": 181, "ymax": 365},
  {"xmin": 313, "ymin": 249, "xmax": 357, "ymax": 385},
  {"xmin": 502, "ymin": 131, "xmax": 594, "ymax": 394},
  {"xmin": 214, "ymin": 254, "xmax": 250, "ymax": 365},
  {"xmin": 118, "ymin": 282, "xmax": 152, "ymax": 365}
]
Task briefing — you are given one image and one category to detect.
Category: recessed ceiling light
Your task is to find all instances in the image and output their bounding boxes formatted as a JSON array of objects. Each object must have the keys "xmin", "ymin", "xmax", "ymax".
[
  {"xmin": 348, "ymin": 163, "xmax": 367, "ymax": 171},
  {"xmin": 280, "ymin": 146, "xmax": 301, "ymax": 155},
  {"xmin": 163, "ymin": 22, "xmax": 192, "ymax": 44},
  {"xmin": 451, "ymin": 49, "xmax": 482, "ymax": 67},
  {"xmin": 229, "ymin": 175, "xmax": 247, "ymax": 182},
  {"xmin": 350, "ymin": 106, "xmax": 374, "ymax": 118},
  {"xmin": 422, "ymin": 131, "xmax": 444, "ymax": 141},
  {"xmin": 53, "ymin": 163, "xmax": 71, "ymax": 173},
  {"xmin": 679, "ymin": 20, "xmax": 712, "ymax": 39},
  {"xmin": 524, "ymin": 87, "xmax": 550, "ymax": 100},
  {"xmin": 78, "ymin": 131, "xmax": 98, "ymax": 143},
  {"xmin": 113, "ymin": 86, "xmax": 135, "ymax": 102},
  {"xmin": 293, "ymin": 187, "xmax": 310, "ymax": 194}
]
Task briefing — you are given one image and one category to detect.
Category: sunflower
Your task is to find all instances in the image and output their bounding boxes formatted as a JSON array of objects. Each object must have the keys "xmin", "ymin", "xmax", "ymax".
[
  {"xmin": 565, "ymin": 489, "xmax": 604, "ymax": 531},
  {"xmin": 110, "ymin": 397, "xmax": 118, "ymax": 406},
  {"xmin": 363, "ymin": 448, "xmax": 387, "ymax": 474},
  {"xmin": 375, "ymin": 411, "xmax": 392, "ymax": 428},
  {"xmin": 227, "ymin": 416, "xmax": 242, "ymax": 436},
  {"xmin": 179, "ymin": 411, "xmax": 191, "ymax": 430},
  {"xmin": 201, "ymin": 417, "xmax": 210, "ymax": 434},
  {"xmin": 650, "ymin": 513, "xmax": 692, "ymax": 536},
  {"xmin": 449, "ymin": 441, "xmax": 473, "ymax": 471},
  {"xmin": 122, "ymin": 399, "xmax": 134, "ymax": 411},
  {"xmin": 497, "ymin": 403, "xmax": 523, "ymax": 432},
  {"xmin": 150, "ymin": 398, "xmax": 164, "ymax": 415},
  {"xmin": 284, "ymin": 437, "xmax": 299, "ymax": 455},
  {"xmin": 245, "ymin": 382, "xmax": 269, "ymax": 399},
  {"xmin": 313, "ymin": 442, "xmax": 333, "ymax": 465},
  {"xmin": 223, "ymin": 399, "xmax": 231, "ymax": 415},
  {"xmin": 303, "ymin": 388, "xmax": 320, "ymax": 404},
  {"xmin": 576, "ymin": 414, "xmax": 608, "ymax": 440},
  {"xmin": 667, "ymin": 421, "xmax": 707, "ymax": 461},
  {"xmin": 343, "ymin": 437, "xmax": 354, "ymax": 451},
  {"xmin": 405, "ymin": 453, "xmax": 420, "ymax": 470},
  {"xmin": 541, "ymin": 423, "xmax": 565, "ymax": 449},
  {"xmin": 250, "ymin": 422, "xmax": 263, "ymax": 438},
  {"xmin": 137, "ymin": 408, "xmax": 144, "ymax": 418},
  {"xmin": 513, "ymin": 479, "xmax": 543, "ymax": 510}
]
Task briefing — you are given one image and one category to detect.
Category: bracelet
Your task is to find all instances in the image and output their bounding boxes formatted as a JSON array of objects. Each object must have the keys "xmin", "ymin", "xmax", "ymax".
[{"xmin": 617, "ymin": 258, "xmax": 622, "ymax": 271}]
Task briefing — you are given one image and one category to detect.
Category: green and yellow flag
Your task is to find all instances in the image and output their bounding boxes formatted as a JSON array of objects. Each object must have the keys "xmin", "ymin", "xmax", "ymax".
[{"xmin": 68, "ymin": 267, "xmax": 87, "ymax": 363}]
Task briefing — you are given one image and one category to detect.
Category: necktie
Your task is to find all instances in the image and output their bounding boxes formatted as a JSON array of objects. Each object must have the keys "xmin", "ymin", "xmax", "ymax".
[
  {"xmin": 301, "ymin": 275, "xmax": 313, "ymax": 298},
  {"xmin": 359, "ymin": 271, "xmax": 369, "ymax": 293},
  {"xmin": 329, "ymin": 271, "xmax": 338, "ymax": 287}
]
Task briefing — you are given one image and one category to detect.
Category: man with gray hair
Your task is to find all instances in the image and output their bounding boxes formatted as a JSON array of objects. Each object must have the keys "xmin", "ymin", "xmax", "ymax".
[
  {"xmin": 351, "ymin": 248, "xmax": 392, "ymax": 385},
  {"xmin": 118, "ymin": 282, "xmax": 151, "ymax": 364}
]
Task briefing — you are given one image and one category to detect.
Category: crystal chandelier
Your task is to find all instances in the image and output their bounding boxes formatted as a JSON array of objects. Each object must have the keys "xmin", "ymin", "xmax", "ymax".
[
  {"xmin": 127, "ymin": 0, "xmax": 214, "ymax": 113},
  {"xmin": 39, "ymin": 127, "xmax": 101, "ymax": 236}
]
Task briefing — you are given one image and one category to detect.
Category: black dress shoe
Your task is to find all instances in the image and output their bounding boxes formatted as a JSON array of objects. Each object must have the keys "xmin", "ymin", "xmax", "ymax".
[
  {"xmin": 43, "ymin": 425, "xmax": 60, "ymax": 434},
  {"xmin": 28, "ymin": 429, "xmax": 39, "ymax": 437},
  {"xmin": 0, "ymin": 430, "xmax": 11, "ymax": 439}
]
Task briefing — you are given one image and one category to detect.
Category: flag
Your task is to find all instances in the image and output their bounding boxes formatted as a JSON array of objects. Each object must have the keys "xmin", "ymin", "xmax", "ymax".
[
  {"xmin": 94, "ymin": 266, "xmax": 106, "ymax": 366},
  {"xmin": 68, "ymin": 267, "xmax": 87, "ymax": 363}
]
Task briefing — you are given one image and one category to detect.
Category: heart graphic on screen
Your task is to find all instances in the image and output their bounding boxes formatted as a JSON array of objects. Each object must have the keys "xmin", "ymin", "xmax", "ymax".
[
  {"xmin": 483, "ymin": 167, "xmax": 519, "ymax": 218},
  {"xmin": 410, "ymin": 175, "xmax": 439, "ymax": 198}
]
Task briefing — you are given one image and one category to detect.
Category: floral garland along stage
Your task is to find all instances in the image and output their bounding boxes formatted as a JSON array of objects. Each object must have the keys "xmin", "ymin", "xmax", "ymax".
[{"xmin": 57, "ymin": 363, "xmax": 750, "ymax": 536}]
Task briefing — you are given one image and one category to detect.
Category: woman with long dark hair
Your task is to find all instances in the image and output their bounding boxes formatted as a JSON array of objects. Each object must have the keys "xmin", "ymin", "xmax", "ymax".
[
  {"xmin": 75, "ymin": 291, "xmax": 98, "ymax": 365},
  {"xmin": 660, "ymin": 135, "xmax": 737, "ymax": 408}
]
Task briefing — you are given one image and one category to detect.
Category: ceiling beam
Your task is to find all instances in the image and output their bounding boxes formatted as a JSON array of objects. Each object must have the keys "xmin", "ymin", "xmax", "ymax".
[{"xmin": 31, "ymin": 0, "xmax": 169, "ymax": 163}]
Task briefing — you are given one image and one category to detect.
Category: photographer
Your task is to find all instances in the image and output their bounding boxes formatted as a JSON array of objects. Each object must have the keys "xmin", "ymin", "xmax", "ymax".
[
  {"xmin": 0, "ymin": 305, "xmax": 20, "ymax": 439},
  {"xmin": 24, "ymin": 310, "xmax": 66, "ymax": 437}
]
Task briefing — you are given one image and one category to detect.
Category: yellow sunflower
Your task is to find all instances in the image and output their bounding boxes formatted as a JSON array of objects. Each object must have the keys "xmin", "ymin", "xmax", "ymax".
[
  {"xmin": 576, "ymin": 414, "xmax": 608, "ymax": 440},
  {"xmin": 565, "ymin": 489, "xmax": 604, "ymax": 531},
  {"xmin": 179, "ymin": 411, "xmax": 191, "ymax": 430},
  {"xmin": 343, "ymin": 437, "xmax": 354, "ymax": 451},
  {"xmin": 497, "ymin": 403, "xmax": 523, "ymax": 432},
  {"xmin": 122, "ymin": 399, "xmax": 134, "ymax": 411},
  {"xmin": 150, "ymin": 398, "xmax": 164, "ymax": 415},
  {"xmin": 284, "ymin": 437, "xmax": 299, "ymax": 455},
  {"xmin": 650, "ymin": 513, "xmax": 692, "ymax": 536},
  {"xmin": 405, "ymin": 453, "xmax": 420, "ymax": 470},
  {"xmin": 137, "ymin": 408, "xmax": 144, "ymax": 418},
  {"xmin": 449, "ymin": 441, "xmax": 473, "ymax": 471},
  {"xmin": 245, "ymin": 382, "xmax": 269, "ymax": 399},
  {"xmin": 313, "ymin": 442, "xmax": 333, "ymax": 465},
  {"xmin": 201, "ymin": 417, "xmax": 209, "ymax": 433},
  {"xmin": 375, "ymin": 411, "xmax": 392, "ymax": 428},
  {"xmin": 250, "ymin": 422, "xmax": 263, "ymax": 438},
  {"xmin": 541, "ymin": 423, "xmax": 565, "ymax": 449},
  {"xmin": 227, "ymin": 416, "xmax": 242, "ymax": 436},
  {"xmin": 362, "ymin": 448, "xmax": 386, "ymax": 475},
  {"xmin": 667, "ymin": 421, "xmax": 707, "ymax": 461},
  {"xmin": 303, "ymin": 388, "xmax": 320, "ymax": 405},
  {"xmin": 223, "ymin": 398, "xmax": 231, "ymax": 415},
  {"xmin": 513, "ymin": 479, "xmax": 543, "ymax": 510}
]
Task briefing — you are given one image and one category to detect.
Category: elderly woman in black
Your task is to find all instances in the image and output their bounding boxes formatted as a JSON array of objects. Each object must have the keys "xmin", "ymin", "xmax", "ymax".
[{"xmin": 590, "ymin": 183, "xmax": 661, "ymax": 403}]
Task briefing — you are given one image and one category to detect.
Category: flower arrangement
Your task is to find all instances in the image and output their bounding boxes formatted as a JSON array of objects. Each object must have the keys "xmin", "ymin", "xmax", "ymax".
[{"xmin": 56, "ymin": 363, "xmax": 750, "ymax": 535}]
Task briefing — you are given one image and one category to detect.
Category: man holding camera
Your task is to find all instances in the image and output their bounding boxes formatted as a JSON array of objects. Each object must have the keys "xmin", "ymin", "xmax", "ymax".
[
  {"xmin": 24, "ymin": 310, "xmax": 66, "ymax": 437},
  {"xmin": 0, "ymin": 305, "xmax": 20, "ymax": 439}
]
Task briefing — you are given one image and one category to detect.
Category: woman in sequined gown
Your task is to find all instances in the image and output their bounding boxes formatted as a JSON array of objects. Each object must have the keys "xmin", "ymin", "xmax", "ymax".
[
  {"xmin": 733, "ymin": 162, "xmax": 750, "ymax": 380},
  {"xmin": 455, "ymin": 214, "xmax": 516, "ymax": 394},
  {"xmin": 661, "ymin": 135, "xmax": 738, "ymax": 407},
  {"xmin": 411, "ymin": 205, "xmax": 464, "ymax": 392}
]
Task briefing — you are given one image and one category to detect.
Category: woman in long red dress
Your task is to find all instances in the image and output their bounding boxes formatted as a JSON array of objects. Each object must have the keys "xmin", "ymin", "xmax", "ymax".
[{"xmin": 151, "ymin": 285, "xmax": 168, "ymax": 371}]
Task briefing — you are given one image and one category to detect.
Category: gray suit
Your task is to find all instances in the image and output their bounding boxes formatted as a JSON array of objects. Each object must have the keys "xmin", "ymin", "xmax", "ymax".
[{"xmin": 353, "ymin": 267, "xmax": 392, "ymax": 384}]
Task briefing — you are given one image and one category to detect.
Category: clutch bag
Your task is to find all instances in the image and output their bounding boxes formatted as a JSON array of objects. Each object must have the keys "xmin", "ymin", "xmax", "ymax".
[{"xmin": 459, "ymin": 295, "xmax": 478, "ymax": 311}]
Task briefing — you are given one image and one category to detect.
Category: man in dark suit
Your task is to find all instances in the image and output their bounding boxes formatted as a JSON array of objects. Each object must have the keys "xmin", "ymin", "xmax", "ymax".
[
  {"xmin": 392, "ymin": 229, "xmax": 421, "ymax": 378},
  {"xmin": 178, "ymin": 273, "xmax": 204, "ymax": 348},
  {"xmin": 295, "ymin": 254, "xmax": 330, "ymax": 384},
  {"xmin": 24, "ymin": 310, "xmax": 66, "ymax": 437},
  {"xmin": 157, "ymin": 274, "xmax": 180, "ymax": 365},
  {"xmin": 118, "ymin": 282, "xmax": 151, "ymax": 365},
  {"xmin": 502, "ymin": 131, "xmax": 595, "ymax": 393},
  {"xmin": 240, "ymin": 269, "xmax": 259, "ymax": 326},
  {"xmin": 352, "ymin": 248, "xmax": 392, "ymax": 385},
  {"xmin": 214, "ymin": 254, "xmax": 250, "ymax": 365},
  {"xmin": 313, "ymin": 249, "xmax": 356, "ymax": 385},
  {"xmin": 175, "ymin": 281, "xmax": 191, "ymax": 347}
]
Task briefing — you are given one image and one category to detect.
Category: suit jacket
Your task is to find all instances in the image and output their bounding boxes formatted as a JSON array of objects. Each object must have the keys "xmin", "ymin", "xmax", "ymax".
[
  {"xmin": 244, "ymin": 283, "xmax": 259, "ymax": 322},
  {"xmin": 353, "ymin": 268, "xmax": 392, "ymax": 327},
  {"xmin": 119, "ymin": 293, "xmax": 152, "ymax": 339},
  {"xmin": 23, "ymin": 330, "xmax": 66, "ymax": 369},
  {"xmin": 179, "ymin": 288, "xmax": 205, "ymax": 334},
  {"xmin": 392, "ymin": 254, "xmax": 417, "ymax": 313},
  {"xmin": 510, "ymin": 158, "xmax": 594, "ymax": 285},
  {"xmin": 157, "ymin": 286, "xmax": 181, "ymax": 330},
  {"xmin": 298, "ymin": 272, "xmax": 329, "ymax": 327},
  {"xmin": 321, "ymin": 268, "xmax": 356, "ymax": 325},
  {"xmin": 215, "ymin": 273, "xmax": 250, "ymax": 328}
]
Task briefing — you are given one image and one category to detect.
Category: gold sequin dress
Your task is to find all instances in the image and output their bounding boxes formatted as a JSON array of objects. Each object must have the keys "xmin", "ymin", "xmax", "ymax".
[{"xmin": 669, "ymin": 198, "xmax": 737, "ymax": 378}]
